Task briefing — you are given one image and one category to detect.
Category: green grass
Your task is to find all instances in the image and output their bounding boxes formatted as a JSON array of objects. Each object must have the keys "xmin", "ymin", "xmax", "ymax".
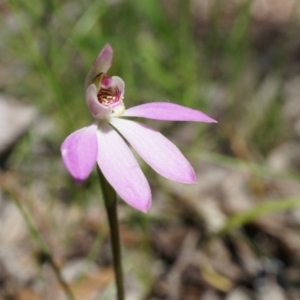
[{"xmin": 1, "ymin": 0, "xmax": 300, "ymax": 297}]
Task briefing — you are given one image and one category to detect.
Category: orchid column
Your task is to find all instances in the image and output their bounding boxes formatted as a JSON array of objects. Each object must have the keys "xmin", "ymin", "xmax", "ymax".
[{"xmin": 61, "ymin": 44, "xmax": 217, "ymax": 299}]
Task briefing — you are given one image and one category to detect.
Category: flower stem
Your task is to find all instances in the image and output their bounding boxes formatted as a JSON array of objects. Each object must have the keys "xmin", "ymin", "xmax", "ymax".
[{"xmin": 97, "ymin": 166, "xmax": 125, "ymax": 300}]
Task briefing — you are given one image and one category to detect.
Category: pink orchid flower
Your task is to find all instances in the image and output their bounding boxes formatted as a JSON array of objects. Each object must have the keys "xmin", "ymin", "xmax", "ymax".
[{"xmin": 61, "ymin": 44, "xmax": 217, "ymax": 212}]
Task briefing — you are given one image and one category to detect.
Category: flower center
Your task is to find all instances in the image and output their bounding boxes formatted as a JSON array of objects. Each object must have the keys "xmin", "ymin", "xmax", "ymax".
[
  {"xmin": 95, "ymin": 73, "xmax": 121, "ymax": 107},
  {"xmin": 97, "ymin": 87, "xmax": 121, "ymax": 106}
]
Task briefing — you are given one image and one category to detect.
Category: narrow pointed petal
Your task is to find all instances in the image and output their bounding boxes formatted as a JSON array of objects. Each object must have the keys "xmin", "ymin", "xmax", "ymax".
[
  {"xmin": 86, "ymin": 84, "xmax": 112, "ymax": 119},
  {"xmin": 97, "ymin": 123, "xmax": 151, "ymax": 212},
  {"xmin": 61, "ymin": 125, "xmax": 98, "ymax": 183},
  {"xmin": 84, "ymin": 44, "xmax": 113, "ymax": 91},
  {"xmin": 123, "ymin": 102, "xmax": 217, "ymax": 123},
  {"xmin": 110, "ymin": 118, "xmax": 196, "ymax": 184}
]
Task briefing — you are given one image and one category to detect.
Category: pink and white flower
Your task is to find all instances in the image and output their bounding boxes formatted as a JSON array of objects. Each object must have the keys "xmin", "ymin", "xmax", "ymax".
[{"xmin": 61, "ymin": 44, "xmax": 217, "ymax": 212}]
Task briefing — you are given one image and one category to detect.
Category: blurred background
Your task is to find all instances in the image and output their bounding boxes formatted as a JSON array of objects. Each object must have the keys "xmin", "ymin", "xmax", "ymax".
[{"xmin": 1, "ymin": 0, "xmax": 300, "ymax": 299}]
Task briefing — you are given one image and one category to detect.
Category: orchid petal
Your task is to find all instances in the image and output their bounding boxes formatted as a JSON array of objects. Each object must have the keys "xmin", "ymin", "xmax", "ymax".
[
  {"xmin": 61, "ymin": 124, "xmax": 98, "ymax": 183},
  {"xmin": 84, "ymin": 44, "xmax": 113, "ymax": 91},
  {"xmin": 111, "ymin": 76, "xmax": 125, "ymax": 101},
  {"xmin": 110, "ymin": 76, "xmax": 125, "ymax": 115},
  {"xmin": 110, "ymin": 118, "xmax": 196, "ymax": 183},
  {"xmin": 123, "ymin": 102, "xmax": 217, "ymax": 123},
  {"xmin": 85, "ymin": 84, "xmax": 112, "ymax": 119},
  {"xmin": 97, "ymin": 123, "xmax": 151, "ymax": 212}
]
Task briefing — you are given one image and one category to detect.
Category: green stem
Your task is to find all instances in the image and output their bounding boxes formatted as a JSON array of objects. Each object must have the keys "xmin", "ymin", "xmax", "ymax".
[{"xmin": 97, "ymin": 166, "xmax": 125, "ymax": 300}]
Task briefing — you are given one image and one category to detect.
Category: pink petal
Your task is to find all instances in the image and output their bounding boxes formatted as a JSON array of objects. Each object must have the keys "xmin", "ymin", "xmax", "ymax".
[
  {"xmin": 123, "ymin": 102, "xmax": 217, "ymax": 123},
  {"xmin": 85, "ymin": 84, "xmax": 112, "ymax": 119},
  {"xmin": 97, "ymin": 123, "xmax": 151, "ymax": 212},
  {"xmin": 112, "ymin": 76, "xmax": 125, "ymax": 93},
  {"xmin": 110, "ymin": 76, "xmax": 125, "ymax": 112},
  {"xmin": 111, "ymin": 76, "xmax": 125, "ymax": 101},
  {"xmin": 110, "ymin": 118, "xmax": 196, "ymax": 184},
  {"xmin": 61, "ymin": 124, "xmax": 98, "ymax": 183},
  {"xmin": 84, "ymin": 44, "xmax": 113, "ymax": 91}
]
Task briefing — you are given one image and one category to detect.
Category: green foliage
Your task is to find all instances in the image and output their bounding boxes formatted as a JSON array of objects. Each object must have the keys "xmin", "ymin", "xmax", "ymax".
[
  {"xmin": 217, "ymin": 196, "xmax": 300, "ymax": 236},
  {"xmin": 3, "ymin": 0, "xmax": 297, "ymax": 199},
  {"xmin": 2, "ymin": 2, "xmax": 300, "ymax": 294},
  {"xmin": 4, "ymin": 0, "xmax": 297, "ymax": 199}
]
